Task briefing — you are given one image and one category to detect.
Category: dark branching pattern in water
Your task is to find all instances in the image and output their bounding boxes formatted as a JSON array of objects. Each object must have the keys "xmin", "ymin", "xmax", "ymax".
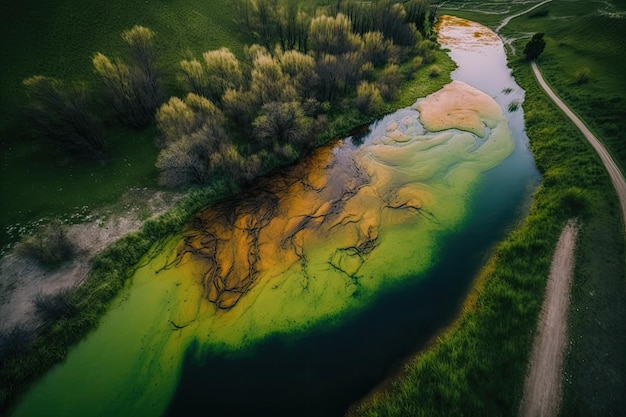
[
  {"xmin": 164, "ymin": 140, "xmax": 428, "ymax": 310},
  {"xmin": 11, "ymin": 80, "xmax": 516, "ymax": 417}
]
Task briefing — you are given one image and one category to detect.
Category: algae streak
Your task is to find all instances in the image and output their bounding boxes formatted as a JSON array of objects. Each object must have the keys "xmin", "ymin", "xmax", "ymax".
[{"xmin": 11, "ymin": 81, "xmax": 513, "ymax": 417}]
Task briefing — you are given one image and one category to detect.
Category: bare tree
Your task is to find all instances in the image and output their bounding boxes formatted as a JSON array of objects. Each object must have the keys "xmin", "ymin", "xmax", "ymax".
[
  {"xmin": 23, "ymin": 76, "xmax": 106, "ymax": 160},
  {"xmin": 253, "ymin": 101, "xmax": 314, "ymax": 150}
]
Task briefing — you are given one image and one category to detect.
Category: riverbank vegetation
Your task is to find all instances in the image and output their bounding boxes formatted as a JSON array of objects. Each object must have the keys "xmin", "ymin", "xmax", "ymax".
[
  {"xmin": 0, "ymin": 0, "xmax": 458, "ymax": 412},
  {"xmin": 352, "ymin": 1, "xmax": 626, "ymax": 415},
  {"xmin": 0, "ymin": 0, "xmax": 442, "ymax": 247}
]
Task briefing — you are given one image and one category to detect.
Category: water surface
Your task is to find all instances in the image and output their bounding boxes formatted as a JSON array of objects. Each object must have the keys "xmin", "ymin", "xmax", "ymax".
[{"xmin": 11, "ymin": 16, "xmax": 539, "ymax": 417}]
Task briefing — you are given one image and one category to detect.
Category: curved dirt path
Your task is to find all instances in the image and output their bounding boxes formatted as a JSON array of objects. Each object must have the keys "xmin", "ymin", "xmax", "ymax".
[
  {"xmin": 531, "ymin": 62, "xmax": 626, "ymax": 225},
  {"xmin": 519, "ymin": 220, "xmax": 577, "ymax": 417},
  {"xmin": 519, "ymin": 64, "xmax": 626, "ymax": 417},
  {"xmin": 495, "ymin": 0, "xmax": 553, "ymax": 33}
]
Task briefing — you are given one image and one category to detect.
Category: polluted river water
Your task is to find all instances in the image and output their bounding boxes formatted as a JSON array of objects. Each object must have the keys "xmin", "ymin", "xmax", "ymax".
[{"xmin": 11, "ymin": 16, "xmax": 540, "ymax": 417}]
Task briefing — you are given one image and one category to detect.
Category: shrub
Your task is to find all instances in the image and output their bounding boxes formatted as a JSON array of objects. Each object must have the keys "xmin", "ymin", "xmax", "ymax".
[
  {"xmin": 523, "ymin": 32, "xmax": 546, "ymax": 60},
  {"xmin": 22, "ymin": 76, "xmax": 106, "ymax": 161},
  {"xmin": 0, "ymin": 325, "xmax": 35, "ymax": 364},
  {"xmin": 429, "ymin": 64, "xmax": 441, "ymax": 78},
  {"xmin": 356, "ymin": 81, "xmax": 384, "ymax": 114},
  {"xmin": 573, "ymin": 68, "xmax": 591, "ymax": 85},
  {"xmin": 32, "ymin": 288, "xmax": 79, "ymax": 324},
  {"xmin": 16, "ymin": 221, "xmax": 76, "ymax": 268}
]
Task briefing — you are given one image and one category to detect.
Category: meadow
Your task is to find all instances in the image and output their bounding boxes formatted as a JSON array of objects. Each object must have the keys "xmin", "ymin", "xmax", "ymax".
[{"xmin": 0, "ymin": 0, "xmax": 247, "ymax": 246}]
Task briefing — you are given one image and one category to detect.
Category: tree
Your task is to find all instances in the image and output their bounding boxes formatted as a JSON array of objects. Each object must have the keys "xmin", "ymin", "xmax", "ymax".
[
  {"xmin": 309, "ymin": 13, "xmax": 360, "ymax": 57},
  {"xmin": 250, "ymin": 53, "xmax": 297, "ymax": 103},
  {"xmin": 179, "ymin": 58, "xmax": 210, "ymax": 97},
  {"xmin": 22, "ymin": 76, "xmax": 106, "ymax": 160},
  {"xmin": 155, "ymin": 93, "xmax": 247, "ymax": 187},
  {"xmin": 156, "ymin": 93, "xmax": 225, "ymax": 146},
  {"xmin": 404, "ymin": 0, "xmax": 430, "ymax": 35},
  {"xmin": 93, "ymin": 26, "xmax": 162, "ymax": 128},
  {"xmin": 356, "ymin": 81, "xmax": 384, "ymax": 115},
  {"xmin": 203, "ymin": 48, "xmax": 244, "ymax": 101},
  {"xmin": 377, "ymin": 64, "xmax": 404, "ymax": 101},
  {"xmin": 523, "ymin": 32, "xmax": 546, "ymax": 60},
  {"xmin": 277, "ymin": 49, "xmax": 318, "ymax": 97},
  {"xmin": 252, "ymin": 101, "xmax": 314, "ymax": 150},
  {"xmin": 362, "ymin": 31, "xmax": 394, "ymax": 66}
]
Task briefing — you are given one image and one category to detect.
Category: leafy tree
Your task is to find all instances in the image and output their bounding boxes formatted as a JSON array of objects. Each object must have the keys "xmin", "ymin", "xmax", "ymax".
[
  {"xmin": 276, "ymin": 49, "xmax": 318, "ymax": 97},
  {"xmin": 156, "ymin": 93, "xmax": 225, "ymax": 146},
  {"xmin": 356, "ymin": 81, "xmax": 384, "ymax": 115},
  {"xmin": 523, "ymin": 32, "xmax": 546, "ymax": 60},
  {"xmin": 156, "ymin": 93, "xmax": 248, "ymax": 187},
  {"xmin": 93, "ymin": 26, "xmax": 162, "ymax": 128},
  {"xmin": 377, "ymin": 64, "xmax": 404, "ymax": 101},
  {"xmin": 309, "ymin": 13, "xmax": 360, "ymax": 57},
  {"xmin": 404, "ymin": 0, "xmax": 430, "ymax": 35},
  {"xmin": 22, "ymin": 76, "xmax": 106, "ymax": 160},
  {"xmin": 203, "ymin": 48, "xmax": 245, "ymax": 101},
  {"xmin": 315, "ymin": 54, "xmax": 342, "ymax": 101},
  {"xmin": 221, "ymin": 88, "xmax": 259, "ymax": 136},
  {"xmin": 252, "ymin": 101, "xmax": 314, "ymax": 150},
  {"xmin": 362, "ymin": 31, "xmax": 395, "ymax": 66},
  {"xmin": 250, "ymin": 53, "xmax": 297, "ymax": 103},
  {"xmin": 179, "ymin": 58, "xmax": 210, "ymax": 97}
]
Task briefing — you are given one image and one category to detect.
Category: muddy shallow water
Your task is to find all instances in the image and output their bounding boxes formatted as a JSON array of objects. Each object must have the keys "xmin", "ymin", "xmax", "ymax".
[{"xmin": 11, "ymin": 16, "xmax": 540, "ymax": 417}]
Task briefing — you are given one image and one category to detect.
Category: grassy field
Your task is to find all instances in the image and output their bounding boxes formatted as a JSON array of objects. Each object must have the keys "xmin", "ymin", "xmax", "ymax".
[
  {"xmin": 0, "ymin": 0, "xmax": 249, "ymax": 247},
  {"xmin": 1, "ymin": 0, "xmax": 339, "ymax": 248},
  {"xmin": 351, "ymin": 1, "xmax": 626, "ymax": 415}
]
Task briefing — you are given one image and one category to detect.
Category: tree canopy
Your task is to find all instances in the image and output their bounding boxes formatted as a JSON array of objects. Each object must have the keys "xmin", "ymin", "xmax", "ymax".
[{"xmin": 523, "ymin": 32, "xmax": 546, "ymax": 60}]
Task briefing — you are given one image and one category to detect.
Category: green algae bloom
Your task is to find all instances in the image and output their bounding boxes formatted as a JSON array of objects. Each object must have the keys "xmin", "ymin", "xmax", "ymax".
[{"xmin": 12, "ymin": 81, "xmax": 514, "ymax": 417}]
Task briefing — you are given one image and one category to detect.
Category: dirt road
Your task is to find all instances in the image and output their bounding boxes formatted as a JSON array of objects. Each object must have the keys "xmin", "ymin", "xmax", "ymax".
[
  {"xmin": 531, "ymin": 62, "xmax": 626, "ymax": 225},
  {"xmin": 519, "ymin": 221, "xmax": 577, "ymax": 417},
  {"xmin": 519, "ymin": 64, "xmax": 626, "ymax": 417}
]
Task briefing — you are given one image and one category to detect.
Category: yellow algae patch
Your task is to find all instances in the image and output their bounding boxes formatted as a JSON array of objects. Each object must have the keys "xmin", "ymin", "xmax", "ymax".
[
  {"xmin": 12, "ymin": 81, "xmax": 515, "ymax": 417},
  {"xmin": 415, "ymin": 80, "xmax": 503, "ymax": 136},
  {"xmin": 435, "ymin": 15, "xmax": 501, "ymax": 51}
]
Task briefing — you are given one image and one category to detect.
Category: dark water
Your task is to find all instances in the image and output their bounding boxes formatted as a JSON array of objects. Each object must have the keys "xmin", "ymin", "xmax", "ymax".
[
  {"xmin": 163, "ymin": 19, "xmax": 540, "ymax": 417},
  {"xmin": 10, "ymin": 17, "xmax": 540, "ymax": 417}
]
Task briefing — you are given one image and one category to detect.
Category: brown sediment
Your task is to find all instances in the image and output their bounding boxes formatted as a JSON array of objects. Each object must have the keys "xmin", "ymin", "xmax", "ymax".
[
  {"xmin": 415, "ymin": 80, "xmax": 503, "ymax": 136},
  {"xmin": 436, "ymin": 15, "xmax": 501, "ymax": 51},
  {"xmin": 163, "ymin": 80, "xmax": 513, "ymax": 312}
]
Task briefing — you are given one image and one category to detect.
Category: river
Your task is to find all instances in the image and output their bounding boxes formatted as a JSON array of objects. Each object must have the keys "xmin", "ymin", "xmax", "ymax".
[{"xmin": 10, "ymin": 16, "xmax": 540, "ymax": 417}]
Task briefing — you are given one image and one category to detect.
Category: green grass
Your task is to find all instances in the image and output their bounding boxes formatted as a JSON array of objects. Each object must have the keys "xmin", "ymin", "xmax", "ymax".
[
  {"xmin": 0, "ymin": 34, "xmax": 455, "ymax": 416},
  {"xmin": 0, "ymin": 0, "xmax": 328, "ymax": 248},
  {"xmin": 0, "ymin": 0, "xmax": 248, "ymax": 247},
  {"xmin": 351, "ymin": 52, "xmax": 623, "ymax": 417},
  {"xmin": 351, "ymin": 2, "xmax": 626, "ymax": 415}
]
